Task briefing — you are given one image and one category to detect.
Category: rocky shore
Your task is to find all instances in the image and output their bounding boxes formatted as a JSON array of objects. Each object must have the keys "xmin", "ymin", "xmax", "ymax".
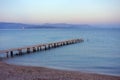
[{"xmin": 0, "ymin": 62, "xmax": 120, "ymax": 80}]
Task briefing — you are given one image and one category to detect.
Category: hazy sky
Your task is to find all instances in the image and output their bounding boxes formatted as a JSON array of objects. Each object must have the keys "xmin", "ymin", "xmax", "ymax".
[{"xmin": 0, "ymin": 0, "xmax": 120, "ymax": 24}]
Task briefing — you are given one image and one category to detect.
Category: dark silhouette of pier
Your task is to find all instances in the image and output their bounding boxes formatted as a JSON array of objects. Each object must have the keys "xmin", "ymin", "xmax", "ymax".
[{"xmin": 0, "ymin": 39, "xmax": 84, "ymax": 58}]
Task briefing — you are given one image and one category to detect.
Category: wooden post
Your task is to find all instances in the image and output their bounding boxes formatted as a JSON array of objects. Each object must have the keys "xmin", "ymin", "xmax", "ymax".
[
  {"xmin": 57, "ymin": 43, "xmax": 59, "ymax": 47},
  {"xmin": 68, "ymin": 41, "xmax": 70, "ymax": 44},
  {"xmin": 60, "ymin": 42, "xmax": 62, "ymax": 46},
  {"xmin": 76, "ymin": 39, "xmax": 78, "ymax": 42},
  {"xmin": 39, "ymin": 46, "xmax": 42, "ymax": 50},
  {"xmin": 18, "ymin": 49, "xmax": 22, "ymax": 55},
  {"xmin": 37, "ymin": 46, "xmax": 39, "ymax": 51},
  {"xmin": 54, "ymin": 43, "xmax": 56, "ymax": 48},
  {"xmin": 47, "ymin": 45, "xmax": 49, "ymax": 49},
  {"xmin": 50, "ymin": 44, "xmax": 52, "ymax": 48},
  {"xmin": 75, "ymin": 40, "xmax": 76, "ymax": 42},
  {"xmin": 33, "ymin": 47, "xmax": 36, "ymax": 52},
  {"xmin": 48, "ymin": 44, "xmax": 51, "ymax": 49},
  {"xmin": 56, "ymin": 43, "xmax": 58, "ymax": 47},
  {"xmin": 70, "ymin": 40, "xmax": 72, "ymax": 44},
  {"xmin": 44, "ymin": 45, "xmax": 47, "ymax": 50},
  {"xmin": 62, "ymin": 42, "xmax": 64, "ymax": 46},
  {"xmin": 61, "ymin": 42, "xmax": 63, "ymax": 46},
  {"xmin": 71, "ymin": 40, "xmax": 73, "ymax": 44},
  {"xmin": 66, "ymin": 41, "xmax": 68, "ymax": 44},
  {"xmin": 59, "ymin": 42, "xmax": 62, "ymax": 46},
  {"xmin": 63, "ymin": 42, "xmax": 65, "ymax": 45},
  {"xmin": 27, "ymin": 48, "xmax": 30, "ymax": 53},
  {"xmin": 54, "ymin": 43, "xmax": 56, "ymax": 47},
  {"xmin": 52, "ymin": 43, "xmax": 54, "ymax": 48},
  {"xmin": 6, "ymin": 52, "xmax": 9, "ymax": 58},
  {"xmin": 73, "ymin": 40, "xmax": 75, "ymax": 43},
  {"xmin": 10, "ymin": 51, "xmax": 13, "ymax": 57}
]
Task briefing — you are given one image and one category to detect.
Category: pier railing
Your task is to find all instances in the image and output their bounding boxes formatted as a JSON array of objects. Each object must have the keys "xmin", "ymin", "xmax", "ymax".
[{"xmin": 0, "ymin": 38, "xmax": 84, "ymax": 58}]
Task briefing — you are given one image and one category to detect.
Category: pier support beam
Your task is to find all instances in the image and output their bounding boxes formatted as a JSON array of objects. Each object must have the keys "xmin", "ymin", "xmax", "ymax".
[
  {"xmin": 37, "ymin": 47, "xmax": 39, "ymax": 51},
  {"xmin": 63, "ymin": 42, "xmax": 66, "ymax": 45},
  {"xmin": 10, "ymin": 51, "xmax": 13, "ymax": 57},
  {"xmin": 18, "ymin": 49, "xmax": 22, "ymax": 55},
  {"xmin": 56, "ymin": 43, "xmax": 58, "ymax": 47},
  {"xmin": 66, "ymin": 41, "xmax": 69, "ymax": 45},
  {"xmin": 48, "ymin": 44, "xmax": 51, "ymax": 49},
  {"xmin": 52, "ymin": 44, "xmax": 54, "ymax": 48},
  {"xmin": 53, "ymin": 43, "xmax": 56, "ymax": 48},
  {"xmin": 6, "ymin": 52, "xmax": 9, "ymax": 58},
  {"xmin": 27, "ymin": 48, "xmax": 30, "ymax": 53},
  {"xmin": 39, "ymin": 46, "xmax": 42, "ymax": 51},
  {"xmin": 33, "ymin": 47, "xmax": 36, "ymax": 52},
  {"xmin": 44, "ymin": 45, "xmax": 47, "ymax": 50}
]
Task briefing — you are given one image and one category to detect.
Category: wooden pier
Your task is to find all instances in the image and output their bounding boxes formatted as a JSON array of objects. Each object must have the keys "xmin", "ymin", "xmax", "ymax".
[{"xmin": 0, "ymin": 38, "xmax": 84, "ymax": 58}]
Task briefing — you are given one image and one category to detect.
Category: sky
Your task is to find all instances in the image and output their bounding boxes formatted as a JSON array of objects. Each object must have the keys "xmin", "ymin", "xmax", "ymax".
[{"xmin": 0, "ymin": 0, "xmax": 120, "ymax": 24}]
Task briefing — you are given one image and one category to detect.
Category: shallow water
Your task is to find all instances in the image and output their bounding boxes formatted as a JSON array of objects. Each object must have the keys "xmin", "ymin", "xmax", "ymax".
[{"xmin": 0, "ymin": 28, "xmax": 120, "ymax": 76}]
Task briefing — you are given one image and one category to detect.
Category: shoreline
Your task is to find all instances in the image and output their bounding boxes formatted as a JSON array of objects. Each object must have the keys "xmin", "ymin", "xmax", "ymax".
[
  {"xmin": 4, "ymin": 61, "xmax": 120, "ymax": 77},
  {"xmin": 0, "ymin": 61, "xmax": 120, "ymax": 80}
]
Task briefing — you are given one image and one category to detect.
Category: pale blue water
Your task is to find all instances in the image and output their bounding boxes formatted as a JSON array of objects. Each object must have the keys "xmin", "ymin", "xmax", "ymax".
[{"xmin": 0, "ymin": 28, "xmax": 120, "ymax": 76}]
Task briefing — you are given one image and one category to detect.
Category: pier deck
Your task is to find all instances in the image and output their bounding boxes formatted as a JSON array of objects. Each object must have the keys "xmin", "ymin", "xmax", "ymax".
[{"xmin": 0, "ymin": 38, "xmax": 84, "ymax": 58}]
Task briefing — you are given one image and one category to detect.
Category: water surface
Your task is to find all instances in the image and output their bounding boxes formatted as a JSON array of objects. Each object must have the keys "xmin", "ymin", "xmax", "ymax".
[{"xmin": 0, "ymin": 28, "xmax": 120, "ymax": 76}]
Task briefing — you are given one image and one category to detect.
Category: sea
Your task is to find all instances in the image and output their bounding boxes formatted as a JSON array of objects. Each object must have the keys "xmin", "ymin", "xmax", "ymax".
[{"xmin": 0, "ymin": 28, "xmax": 120, "ymax": 76}]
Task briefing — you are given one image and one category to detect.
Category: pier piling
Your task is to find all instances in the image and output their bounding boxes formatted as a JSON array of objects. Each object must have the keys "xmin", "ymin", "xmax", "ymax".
[
  {"xmin": 10, "ymin": 51, "xmax": 13, "ymax": 57},
  {"xmin": 33, "ymin": 47, "xmax": 36, "ymax": 52},
  {"xmin": 27, "ymin": 48, "xmax": 30, "ymax": 53}
]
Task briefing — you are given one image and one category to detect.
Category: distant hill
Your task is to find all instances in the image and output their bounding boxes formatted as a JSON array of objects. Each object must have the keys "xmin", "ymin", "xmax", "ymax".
[
  {"xmin": 0, "ymin": 22, "xmax": 32, "ymax": 29},
  {"xmin": 26, "ymin": 23, "xmax": 90, "ymax": 29},
  {"xmin": 0, "ymin": 22, "xmax": 91, "ymax": 29},
  {"xmin": 1, "ymin": 22, "xmax": 119, "ymax": 29}
]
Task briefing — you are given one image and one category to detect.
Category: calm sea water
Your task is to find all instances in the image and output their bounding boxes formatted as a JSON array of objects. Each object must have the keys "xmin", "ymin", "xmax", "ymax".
[{"xmin": 0, "ymin": 28, "xmax": 120, "ymax": 76}]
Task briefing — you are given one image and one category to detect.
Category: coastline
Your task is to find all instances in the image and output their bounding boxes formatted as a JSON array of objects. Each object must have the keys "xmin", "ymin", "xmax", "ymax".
[{"xmin": 0, "ymin": 61, "xmax": 120, "ymax": 80}]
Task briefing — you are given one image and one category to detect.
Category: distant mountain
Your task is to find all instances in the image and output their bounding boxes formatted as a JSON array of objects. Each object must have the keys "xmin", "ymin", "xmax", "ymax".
[
  {"xmin": 27, "ymin": 23, "xmax": 91, "ymax": 29},
  {"xmin": 0, "ymin": 22, "xmax": 120, "ymax": 29},
  {"xmin": 0, "ymin": 22, "xmax": 31, "ymax": 29},
  {"xmin": 0, "ymin": 22, "xmax": 91, "ymax": 29},
  {"xmin": 92, "ymin": 24, "xmax": 120, "ymax": 28}
]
